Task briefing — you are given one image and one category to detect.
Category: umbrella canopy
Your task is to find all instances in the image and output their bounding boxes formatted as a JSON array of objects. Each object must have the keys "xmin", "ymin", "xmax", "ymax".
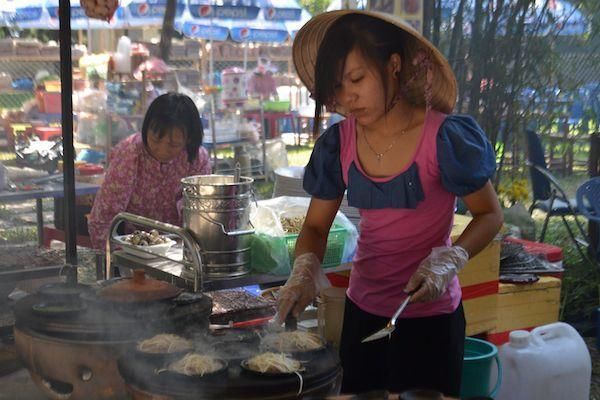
[
  {"xmin": 1, "ymin": 0, "xmax": 130, "ymax": 29},
  {"xmin": 125, "ymin": 0, "xmax": 186, "ymax": 27},
  {"xmin": 176, "ymin": 0, "xmax": 310, "ymax": 43}
]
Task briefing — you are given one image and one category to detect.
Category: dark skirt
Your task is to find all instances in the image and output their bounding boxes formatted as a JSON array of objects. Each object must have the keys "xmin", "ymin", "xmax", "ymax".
[{"xmin": 339, "ymin": 297, "xmax": 466, "ymax": 397}]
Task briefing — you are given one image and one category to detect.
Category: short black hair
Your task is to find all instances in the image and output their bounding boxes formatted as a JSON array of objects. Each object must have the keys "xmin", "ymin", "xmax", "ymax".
[{"xmin": 141, "ymin": 92, "xmax": 204, "ymax": 163}]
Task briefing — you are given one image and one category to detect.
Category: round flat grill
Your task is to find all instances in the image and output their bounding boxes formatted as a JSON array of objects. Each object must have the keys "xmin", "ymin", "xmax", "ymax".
[
  {"xmin": 118, "ymin": 333, "xmax": 342, "ymax": 400},
  {"xmin": 14, "ymin": 292, "xmax": 212, "ymax": 341}
]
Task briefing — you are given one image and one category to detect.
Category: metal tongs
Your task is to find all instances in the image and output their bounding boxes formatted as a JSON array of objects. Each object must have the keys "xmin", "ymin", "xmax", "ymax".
[{"xmin": 361, "ymin": 290, "xmax": 415, "ymax": 343}]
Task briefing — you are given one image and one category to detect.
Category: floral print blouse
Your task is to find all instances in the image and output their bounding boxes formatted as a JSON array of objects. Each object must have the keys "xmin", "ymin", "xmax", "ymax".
[{"xmin": 88, "ymin": 133, "xmax": 211, "ymax": 249}]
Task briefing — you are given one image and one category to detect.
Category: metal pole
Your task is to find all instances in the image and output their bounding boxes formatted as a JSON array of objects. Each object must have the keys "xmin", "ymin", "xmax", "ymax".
[{"xmin": 59, "ymin": 0, "xmax": 78, "ymax": 284}]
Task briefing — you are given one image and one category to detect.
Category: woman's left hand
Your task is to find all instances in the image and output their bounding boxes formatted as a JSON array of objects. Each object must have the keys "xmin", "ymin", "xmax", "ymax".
[{"xmin": 405, "ymin": 246, "xmax": 469, "ymax": 303}]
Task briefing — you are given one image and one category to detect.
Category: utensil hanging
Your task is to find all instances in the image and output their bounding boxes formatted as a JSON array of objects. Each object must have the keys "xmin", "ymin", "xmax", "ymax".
[{"xmin": 361, "ymin": 291, "xmax": 415, "ymax": 343}]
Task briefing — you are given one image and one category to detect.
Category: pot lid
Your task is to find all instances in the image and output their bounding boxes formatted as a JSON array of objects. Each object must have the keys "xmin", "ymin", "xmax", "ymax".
[
  {"xmin": 38, "ymin": 282, "xmax": 89, "ymax": 298},
  {"xmin": 99, "ymin": 269, "xmax": 182, "ymax": 303}
]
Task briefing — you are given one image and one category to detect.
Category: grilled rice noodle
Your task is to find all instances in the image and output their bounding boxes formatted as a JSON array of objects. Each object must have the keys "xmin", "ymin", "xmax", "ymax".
[
  {"xmin": 246, "ymin": 352, "xmax": 302, "ymax": 374},
  {"xmin": 167, "ymin": 353, "xmax": 223, "ymax": 376},
  {"xmin": 267, "ymin": 331, "xmax": 323, "ymax": 352},
  {"xmin": 138, "ymin": 334, "xmax": 193, "ymax": 354}
]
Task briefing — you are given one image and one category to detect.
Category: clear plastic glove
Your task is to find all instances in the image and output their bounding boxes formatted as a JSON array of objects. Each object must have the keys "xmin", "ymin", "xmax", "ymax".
[
  {"xmin": 276, "ymin": 252, "xmax": 331, "ymax": 324},
  {"xmin": 405, "ymin": 246, "xmax": 469, "ymax": 303}
]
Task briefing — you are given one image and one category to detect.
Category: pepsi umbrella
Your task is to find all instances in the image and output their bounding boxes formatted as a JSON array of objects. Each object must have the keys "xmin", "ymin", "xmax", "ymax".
[
  {"xmin": 1, "ymin": 0, "xmax": 129, "ymax": 29},
  {"xmin": 175, "ymin": 0, "xmax": 232, "ymax": 41},
  {"xmin": 285, "ymin": 8, "xmax": 311, "ymax": 39},
  {"xmin": 125, "ymin": 0, "xmax": 186, "ymax": 27},
  {"xmin": 176, "ymin": 0, "xmax": 308, "ymax": 42},
  {"xmin": 228, "ymin": 13, "xmax": 290, "ymax": 43}
]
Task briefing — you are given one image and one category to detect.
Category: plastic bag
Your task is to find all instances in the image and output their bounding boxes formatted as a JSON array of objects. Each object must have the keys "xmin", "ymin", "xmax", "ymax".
[{"xmin": 249, "ymin": 196, "xmax": 358, "ymax": 275}]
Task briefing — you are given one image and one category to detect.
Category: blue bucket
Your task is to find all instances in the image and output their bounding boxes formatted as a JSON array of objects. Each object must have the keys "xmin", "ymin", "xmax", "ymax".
[{"xmin": 460, "ymin": 337, "xmax": 502, "ymax": 398}]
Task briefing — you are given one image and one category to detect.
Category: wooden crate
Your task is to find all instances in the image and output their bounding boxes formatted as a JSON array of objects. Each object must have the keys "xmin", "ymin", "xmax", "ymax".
[
  {"xmin": 493, "ymin": 276, "xmax": 561, "ymax": 334},
  {"xmin": 463, "ymin": 294, "xmax": 498, "ymax": 336},
  {"xmin": 453, "ymin": 214, "xmax": 501, "ymax": 287},
  {"xmin": 452, "ymin": 214, "xmax": 501, "ymax": 335}
]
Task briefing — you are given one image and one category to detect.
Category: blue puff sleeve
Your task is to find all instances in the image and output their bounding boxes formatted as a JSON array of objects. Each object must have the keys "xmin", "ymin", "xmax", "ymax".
[
  {"xmin": 303, "ymin": 124, "xmax": 346, "ymax": 199},
  {"xmin": 437, "ymin": 115, "xmax": 496, "ymax": 197}
]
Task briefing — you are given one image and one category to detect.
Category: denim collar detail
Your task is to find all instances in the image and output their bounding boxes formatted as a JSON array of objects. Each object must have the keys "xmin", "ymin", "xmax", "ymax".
[{"xmin": 346, "ymin": 161, "xmax": 425, "ymax": 209}]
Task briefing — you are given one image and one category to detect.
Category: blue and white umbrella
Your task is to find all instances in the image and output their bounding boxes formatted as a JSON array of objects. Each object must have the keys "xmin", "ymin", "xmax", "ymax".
[
  {"xmin": 285, "ymin": 8, "xmax": 310, "ymax": 39},
  {"xmin": 1, "ymin": 0, "xmax": 130, "ymax": 29},
  {"xmin": 176, "ymin": 0, "xmax": 309, "ymax": 43},
  {"xmin": 125, "ymin": 0, "xmax": 186, "ymax": 27},
  {"xmin": 228, "ymin": 13, "xmax": 290, "ymax": 43},
  {"xmin": 176, "ymin": 0, "xmax": 233, "ymax": 41}
]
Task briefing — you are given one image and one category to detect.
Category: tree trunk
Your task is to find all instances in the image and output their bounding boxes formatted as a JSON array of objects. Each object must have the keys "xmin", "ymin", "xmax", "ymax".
[
  {"xmin": 432, "ymin": 0, "xmax": 442, "ymax": 46},
  {"xmin": 467, "ymin": 0, "xmax": 484, "ymax": 115},
  {"xmin": 422, "ymin": 0, "xmax": 434, "ymax": 39},
  {"xmin": 448, "ymin": 0, "xmax": 466, "ymax": 71},
  {"xmin": 159, "ymin": 0, "xmax": 177, "ymax": 62}
]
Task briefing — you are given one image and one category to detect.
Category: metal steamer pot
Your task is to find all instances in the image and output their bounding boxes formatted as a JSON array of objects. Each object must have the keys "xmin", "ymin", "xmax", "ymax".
[
  {"xmin": 14, "ymin": 276, "xmax": 212, "ymax": 400},
  {"xmin": 181, "ymin": 174, "xmax": 255, "ymax": 278}
]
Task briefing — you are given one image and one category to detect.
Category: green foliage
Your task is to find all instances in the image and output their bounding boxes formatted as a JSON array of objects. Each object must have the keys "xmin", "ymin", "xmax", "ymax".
[
  {"xmin": 286, "ymin": 145, "xmax": 312, "ymax": 167},
  {"xmin": 0, "ymin": 205, "xmax": 15, "ymax": 220},
  {"xmin": 254, "ymin": 180, "xmax": 274, "ymax": 200},
  {"xmin": 0, "ymin": 226, "xmax": 37, "ymax": 243},
  {"xmin": 528, "ymin": 204, "xmax": 599, "ymax": 330},
  {"xmin": 299, "ymin": 0, "xmax": 330, "ymax": 16}
]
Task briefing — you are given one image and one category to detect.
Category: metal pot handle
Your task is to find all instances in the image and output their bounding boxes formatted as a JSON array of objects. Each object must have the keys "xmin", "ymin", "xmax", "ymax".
[{"xmin": 198, "ymin": 212, "xmax": 255, "ymax": 236}]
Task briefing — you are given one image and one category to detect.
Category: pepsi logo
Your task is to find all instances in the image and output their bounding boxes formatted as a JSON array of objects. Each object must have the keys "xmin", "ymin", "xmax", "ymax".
[
  {"xmin": 191, "ymin": 25, "xmax": 199, "ymax": 34},
  {"xmin": 240, "ymin": 28, "xmax": 250, "ymax": 39},
  {"xmin": 266, "ymin": 7, "xmax": 275, "ymax": 19},
  {"xmin": 138, "ymin": 3, "xmax": 149, "ymax": 15},
  {"xmin": 199, "ymin": 5, "xmax": 211, "ymax": 17}
]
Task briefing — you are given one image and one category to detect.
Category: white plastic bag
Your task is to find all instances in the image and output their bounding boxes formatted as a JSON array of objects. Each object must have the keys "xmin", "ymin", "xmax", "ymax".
[{"xmin": 249, "ymin": 196, "xmax": 358, "ymax": 274}]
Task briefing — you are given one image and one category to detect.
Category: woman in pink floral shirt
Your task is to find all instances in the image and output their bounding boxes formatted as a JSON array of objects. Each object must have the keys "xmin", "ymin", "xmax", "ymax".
[{"xmin": 88, "ymin": 93, "xmax": 212, "ymax": 249}]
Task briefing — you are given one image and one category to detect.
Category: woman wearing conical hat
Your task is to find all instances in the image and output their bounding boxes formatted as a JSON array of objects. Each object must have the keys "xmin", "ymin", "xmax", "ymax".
[{"xmin": 276, "ymin": 10, "xmax": 503, "ymax": 396}]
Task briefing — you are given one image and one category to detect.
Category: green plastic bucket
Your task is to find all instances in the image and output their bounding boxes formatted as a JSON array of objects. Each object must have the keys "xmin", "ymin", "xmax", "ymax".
[{"xmin": 460, "ymin": 337, "xmax": 502, "ymax": 399}]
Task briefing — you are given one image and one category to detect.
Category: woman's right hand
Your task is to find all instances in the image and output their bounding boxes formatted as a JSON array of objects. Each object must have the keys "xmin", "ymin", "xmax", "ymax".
[{"xmin": 276, "ymin": 253, "xmax": 331, "ymax": 324}]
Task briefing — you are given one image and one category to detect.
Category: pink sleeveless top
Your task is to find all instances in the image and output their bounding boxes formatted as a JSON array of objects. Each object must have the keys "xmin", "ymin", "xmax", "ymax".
[{"xmin": 339, "ymin": 110, "xmax": 461, "ymax": 318}]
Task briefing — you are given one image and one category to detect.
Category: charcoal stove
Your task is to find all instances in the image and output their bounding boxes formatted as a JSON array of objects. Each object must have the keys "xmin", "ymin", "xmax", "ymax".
[
  {"xmin": 118, "ymin": 328, "xmax": 342, "ymax": 400},
  {"xmin": 13, "ymin": 277, "xmax": 212, "ymax": 400}
]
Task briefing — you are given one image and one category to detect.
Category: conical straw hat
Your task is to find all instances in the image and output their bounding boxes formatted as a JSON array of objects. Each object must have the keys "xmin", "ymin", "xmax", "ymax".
[{"xmin": 292, "ymin": 10, "xmax": 457, "ymax": 113}]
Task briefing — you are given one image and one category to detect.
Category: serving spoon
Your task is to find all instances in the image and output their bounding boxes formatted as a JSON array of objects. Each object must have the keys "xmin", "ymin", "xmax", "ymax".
[{"xmin": 361, "ymin": 291, "xmax": 415, "ymax": 343}]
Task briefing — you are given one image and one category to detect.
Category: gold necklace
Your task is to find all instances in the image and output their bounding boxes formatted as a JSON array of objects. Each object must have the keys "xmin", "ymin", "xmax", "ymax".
[{"xmin": 362, "ymin": 115, "xmax": 415, "ymax": 163}]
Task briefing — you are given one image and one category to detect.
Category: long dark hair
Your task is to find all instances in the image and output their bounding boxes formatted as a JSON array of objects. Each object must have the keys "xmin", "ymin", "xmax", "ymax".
[
  {"xmin": 313, "ymin": 14, "xmax": 425, "ymax": 136},
  {"xmin": 141, "ymin": 92, "xmax": 204, "ymax": 163}
]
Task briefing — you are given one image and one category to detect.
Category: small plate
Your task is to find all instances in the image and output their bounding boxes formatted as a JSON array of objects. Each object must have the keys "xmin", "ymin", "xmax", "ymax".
[{"xmin": 114, "ymin": 235, "xmax": 175, "ymax": 259}]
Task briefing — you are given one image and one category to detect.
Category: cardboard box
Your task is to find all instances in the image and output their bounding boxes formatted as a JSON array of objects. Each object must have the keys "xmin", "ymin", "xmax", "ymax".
[{"xmin": 487, "ymin": 276, "xmax": 561, "ymax": 344}]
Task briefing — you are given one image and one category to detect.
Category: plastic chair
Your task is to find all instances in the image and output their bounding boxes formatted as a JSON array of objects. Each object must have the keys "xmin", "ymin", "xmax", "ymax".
[
  {"xmin": 576, "ymin": 177, "xmax": 600, "ymax": 262},
  {"xmin": 524, "ymin": 129, "xmax": 588, "ymax": 255}
]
